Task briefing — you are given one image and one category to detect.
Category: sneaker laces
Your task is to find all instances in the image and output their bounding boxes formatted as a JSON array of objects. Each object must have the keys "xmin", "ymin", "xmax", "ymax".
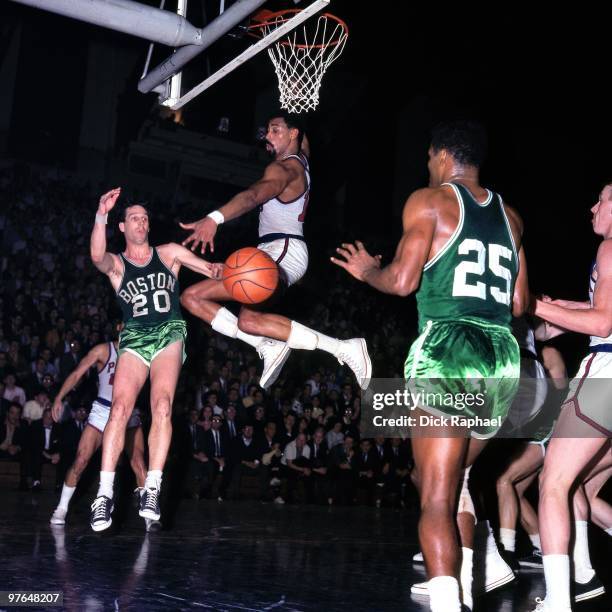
[
  {"xmin": 257, "ymin": 339, "xmax": 277, "ymax": 360},
  {"xmin": 143, "ymin": 487, "xmax": 159, "ymax": 511},
  {"xmin": 91, "ymin": 496, "xmax": 109, "ymax": 521},
  {"xmin": 336, "ymin": 345, "xmax": 362, "ymax": 375}
]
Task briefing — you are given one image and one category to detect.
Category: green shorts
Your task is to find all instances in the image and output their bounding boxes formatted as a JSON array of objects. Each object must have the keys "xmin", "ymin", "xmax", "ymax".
[
  {"xmin": 404, "ymin": 318, "xmax": 520, "ymax": 438},
  {"xmin": 119, "ymin": 320, "xmax": 187, "ymax": 367}
]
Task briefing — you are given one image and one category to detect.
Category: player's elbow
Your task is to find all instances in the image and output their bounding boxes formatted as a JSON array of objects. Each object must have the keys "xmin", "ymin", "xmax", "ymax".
[
  {"xmin": 594, "ymin": 318, "xmax": 612, "ymax": 338},
  {"xmin": 393, "ymin": 273, "xmax": 418, "ymax": 297}
]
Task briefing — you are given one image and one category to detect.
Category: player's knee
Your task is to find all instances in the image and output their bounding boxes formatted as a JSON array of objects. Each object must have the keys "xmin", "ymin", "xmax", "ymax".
[
  {"xmin": 151, "ymin": 396, "xmax": 172, "ymax": 420},
  {"xmin": 237, "ymin": 310, "xmax": 261, "ymax": 336},
  {"xmin": 496, "ymin": 474, "xmax": 513, "ymax": 494},
  {"xmin": 180, "ymin": 286, "xmax": 199, "ymax": 312},
  {"xmin": 110, "ymin": 399, "xmax": 131, "ymax": 421}
]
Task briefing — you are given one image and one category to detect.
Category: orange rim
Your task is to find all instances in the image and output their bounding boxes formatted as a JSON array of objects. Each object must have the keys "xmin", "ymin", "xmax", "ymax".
[{"xmin": 247, "ymin": 9, "xmax": 348, "ymax": 50}]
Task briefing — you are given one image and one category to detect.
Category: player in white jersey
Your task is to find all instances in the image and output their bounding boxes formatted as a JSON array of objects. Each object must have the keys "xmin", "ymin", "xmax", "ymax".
[
  {"xmin": 529, "ymin": 182, "xmax": 612, "ymax": 611},
  {"xmin": 49, "ymin": 330, "xmax": 153, "ymax": 529},
  {"xmin": 180, "ymin": 111, "xmax": 371, "ymax": 390}
]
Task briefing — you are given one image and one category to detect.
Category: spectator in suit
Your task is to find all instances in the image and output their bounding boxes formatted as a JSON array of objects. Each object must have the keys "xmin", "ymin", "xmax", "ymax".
[
  {"xmin": 308, "ymin": 426, "xmax": 329, "ymax": 504},
  {"xmin": 354, "ymin": 438, "xmax": 380, "ymax": 505},
  {"xmin": 281, "ymin": 432, "xmax": 312, "ymax": 503},
  {"xmin": 388, "ymin": 437, "xmax": 413, "ymax": 507},
  {"xmin": 203, "ymin": 414, "xmax": 230, "ymax": 500},
  {"xmin": 222, "ymin": 405, "xmax": 240, "ymax": 440},
  {"xmin": 328, "ymin": 433, "xmax": 357, "ymax": 505},
  {"xmin": 28, "ymin": 408, "xmax": 62, "ymax": 490},
  {"xmin": 228, "ymin": 423, "xmax": 267, "ymax": 500},
  {"xmin": 59, "ymin": 339, "xmax": 82, "ymax": 382},
  {"xmin": 256, "ymin": 421, "xmax": 283, "ymax": 502},
  {"xmin": 278, "ymin": 413, "xmax": 296, "ymax": 449},
  {"xmin": 0, "ymin": 402, "xmax": 29, "ymax": 489},
  {"xmin": 181, "ymin": 408, "xmax": 210, "ymax": 499}
]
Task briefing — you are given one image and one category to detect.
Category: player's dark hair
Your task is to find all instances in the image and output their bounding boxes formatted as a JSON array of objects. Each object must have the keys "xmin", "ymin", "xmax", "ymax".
[
  {"xmin": 430, "ymin": 120, "xmax": 488, "ymax": 168},
  {"xmin": 118, "ymin": 202, "xmax": 150, "ymax": 222},
  {"xmin": 269, "ymin": 110, "xmax": 305, "ymax": 150}
]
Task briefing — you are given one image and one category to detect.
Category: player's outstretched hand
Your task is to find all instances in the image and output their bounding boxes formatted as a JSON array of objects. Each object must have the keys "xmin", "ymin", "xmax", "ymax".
[
  {"xmin": 331, "ymin": 240, "xmax": 382, "ymax": 281},
  {"xmin": 180, "ymin": 216, "xmax": 218, "ymax": 254},
  {"xmin": 98, "ymin": 187, "xmax": 121, "ymax": 215}
]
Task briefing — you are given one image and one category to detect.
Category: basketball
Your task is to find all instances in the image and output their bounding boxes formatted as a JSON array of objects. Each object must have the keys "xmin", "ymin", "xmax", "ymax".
[{"xmin": 222, "ymin": 247, "xmax": 279, "ymax": 304}]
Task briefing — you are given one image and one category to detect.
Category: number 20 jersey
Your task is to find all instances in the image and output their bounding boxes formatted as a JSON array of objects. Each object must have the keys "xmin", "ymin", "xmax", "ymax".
[
  {"xmin": 116, "ymin": 247, "xmax": 183, "ymax": 328},
  {"xmin": 415, "ymin": 182, "xmax": 518, "ymax": 332}
]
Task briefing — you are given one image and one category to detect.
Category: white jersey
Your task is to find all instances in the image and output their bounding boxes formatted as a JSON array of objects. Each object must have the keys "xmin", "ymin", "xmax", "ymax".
[
  {"xmin": 258, "ymin": 153, "xmax": 310, "ymax": 237},
  {"xmin": 97, "ymin": 342, "xmax": 117, "ymax": 403},
  {"xmin": 589, "ymin": 261, "xmax": 612, "ymax": 347}
]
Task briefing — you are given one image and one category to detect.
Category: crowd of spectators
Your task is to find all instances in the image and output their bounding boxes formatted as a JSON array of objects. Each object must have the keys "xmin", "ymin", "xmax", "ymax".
[{"xmin": 0, "ymin": 162, "xmax": 417, "ymax": 507}]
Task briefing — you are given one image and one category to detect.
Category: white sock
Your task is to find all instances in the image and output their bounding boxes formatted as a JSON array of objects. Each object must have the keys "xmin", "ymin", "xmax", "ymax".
[
  {"xmin": 287, "ymin": 321, "xmax": 340, "ymax": 354},
  {"xmin": 97, "ymin": 471, "xmax": 115, "ymax": 499},
  {"xmin": 573, "ymin": 520, "xmax": 595, "ymax": 583},
  {"xmin": 542, "ymin": 554, "xmax": 571, "ymax": 609},
  {"xmin": 528, "ymin": 533, "xmax": 541, "ymax": 551},
  {"xmin": 58, "ymin": 484, "xmax": 76, "ymax": 511},
  {"xmin": 211, "ymin": 307, "xmax": 263, "ymax": 348},
  {"xmin": 499, "ymin": 527, "xmax": 516, "ymax": 553},
  {"xmin": 428, "ymin": 576, "xmax": 461, "ymax": 612},
  {"xmin": 145, "ymin": 470, "xmax": 163, "ymax": 490},
  {"xmin": 605, "ymin": 526, "xmax": 612, "ymax": 536},
  {"xmin": 460, "ymin": 547, "xmax": 474, "ymax": 610}
]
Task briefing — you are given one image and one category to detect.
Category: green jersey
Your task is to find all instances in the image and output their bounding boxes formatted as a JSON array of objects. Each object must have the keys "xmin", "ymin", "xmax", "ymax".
[
  {"xmin": 116, "ymin": 247, "xmax": 183, "ymax": 328},
  {"xmin": 416, "ymin": 182, "xmax": 518, "ymax": 331}
]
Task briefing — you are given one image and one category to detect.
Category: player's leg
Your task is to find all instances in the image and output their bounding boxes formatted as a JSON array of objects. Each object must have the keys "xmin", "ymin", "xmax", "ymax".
[
  {"xmin": 536, "ymin": 405, "xmax": 609, "ymax": 611},
  {"xmin": 124, "ymin": 425, "xmax": 147, "ymax": 489},
  {"xmin": 412, "ymin": 417, "xmax": 468, "ymax": 612},
  {"xmin": 183, "ymin": 278, "xmax": 280, "ymax": 357},
  {"xmin": 496, "ymin": 442, "xmax": 543, "ymax": 557},
  {"xmin": 583, "ymin": 450, "xmax": 612, "ymax": 533},
  {"xmin": 180, "ymin": 278, "xmax": 231, "ymax": 324},
  {"xmin": 50, "ymin": 424, "xmax": 102, "ymax": 525},
  {"xmin": 139, "ymin": 339, "xmax": 183, "ymax": 521},
  {"xmin": 516, "ymin": 471, "xmax": 541, "ymax": 551},
  {"xmin": 91, "ymin": 353, "xmax": 148, "ymax": 531}
]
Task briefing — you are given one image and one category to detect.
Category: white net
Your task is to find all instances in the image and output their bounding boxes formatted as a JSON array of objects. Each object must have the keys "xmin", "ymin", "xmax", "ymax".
[{"xmin": 260, "ymin": 14, "xmax": 348, "ymax": 114}]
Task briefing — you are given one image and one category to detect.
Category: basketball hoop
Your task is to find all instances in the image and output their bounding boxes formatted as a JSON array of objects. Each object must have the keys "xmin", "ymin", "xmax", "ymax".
[{"xmin": 249, "ymin": 9, "xmax": 348, "ymax": 114}]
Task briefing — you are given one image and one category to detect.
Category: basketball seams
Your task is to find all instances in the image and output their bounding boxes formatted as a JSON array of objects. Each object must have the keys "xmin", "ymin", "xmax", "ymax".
[
  {"xmin": 222, "ymin": 246, "xmax": 279, "ymax": 303},
  {"xmin": 222, "ymin": 267, "xmax": 278, "ymax": 282}
]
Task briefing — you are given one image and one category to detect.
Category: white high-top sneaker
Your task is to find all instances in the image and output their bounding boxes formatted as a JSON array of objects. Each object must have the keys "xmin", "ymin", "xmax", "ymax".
[
  {"xmin": 335, "ymin": 338, "xmax": 372, "ymax": 390},
  {"xmin": 258, "ymin": 339, "xmax": 291, "ymax": 389}
]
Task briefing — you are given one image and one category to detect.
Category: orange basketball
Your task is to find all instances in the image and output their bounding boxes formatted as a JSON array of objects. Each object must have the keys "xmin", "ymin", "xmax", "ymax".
[{"xmin": 222, "ymin": 247, "xmax": 279, "ymax": 304}]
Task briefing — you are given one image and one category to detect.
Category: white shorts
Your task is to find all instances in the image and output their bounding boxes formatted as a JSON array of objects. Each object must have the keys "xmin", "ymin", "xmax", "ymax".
[
  {"xmin": 258, "ymin": 237, "xmax": 308, "ymax": 287},
  {"xmin": 88, "ymin": 400, "xmax": 142, "ymax": 433},
  {"xmin": 564, "ymin": 351, "xmax": 612, "ymax": 436}
]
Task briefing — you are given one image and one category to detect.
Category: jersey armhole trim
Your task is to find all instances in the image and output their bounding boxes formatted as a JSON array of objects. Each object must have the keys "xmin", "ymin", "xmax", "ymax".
[{"xmin": 423, "ymin": 183, "xmax": 465, "ymax": 271}]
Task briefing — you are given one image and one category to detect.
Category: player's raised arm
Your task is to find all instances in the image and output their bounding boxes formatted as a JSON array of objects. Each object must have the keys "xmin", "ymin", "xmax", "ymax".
[
  {"xmin": 331, "ymin": 189, "xmax": 437, "ymax": 296},
  {"xmin": 180, "ymin": 161, "xmax": 297, "ymax": 254},
  {"xmin": 91, "ymin": 188, "xmax": 121, "ymax": 274}
]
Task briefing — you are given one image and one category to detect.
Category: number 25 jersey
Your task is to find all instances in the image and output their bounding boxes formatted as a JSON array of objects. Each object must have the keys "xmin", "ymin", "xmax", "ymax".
[{"xmin": 415, "ymin": 182, "xmax": 518, "ymax": 332}]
